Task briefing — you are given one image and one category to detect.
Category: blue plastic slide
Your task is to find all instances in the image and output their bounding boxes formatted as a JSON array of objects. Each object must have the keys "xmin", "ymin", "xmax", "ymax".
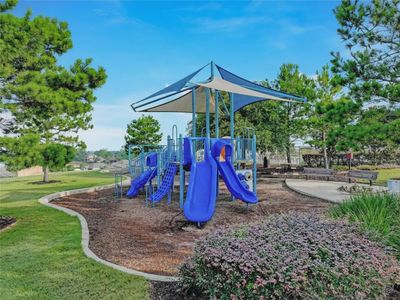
[
  {"xmin": 126, "ymin": 168, "xmax": 157, "ymax": 198},
  {"xmin": 211, "ymin": 140, "xmax": 258, "ymax": 204},
  {"xmin": 149, "ymin": 163, "xmax": 177, "ymax": 204},
  {"xmin": 183, "ymin": 138, "xmax": 218, "ymax": 223}
]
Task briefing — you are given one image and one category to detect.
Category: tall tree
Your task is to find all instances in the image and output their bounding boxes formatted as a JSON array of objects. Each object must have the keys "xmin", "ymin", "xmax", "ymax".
[
  {"xmin": 331, "ymin": 0, "xmax": 400, "ymax": 104},
  {"xmin": 307, "ymin": 65, "xmax": 360, "ymax": 168},
  {"xmin": 124, "ymin": 115, "xmax": 162, "ymax": 154},
  {"xmin": 331, "ymin": 0, "xmax": 400, "ymax": 163},
  {"xmin": 186, "ymin": 68, "xmax": 313, "ymax": 161},
  {"xmin": 337, "ymin": 107, "xmax": 400, "ymax": 164},
  {"xmin": 267, "ymin": 64, "xmax": 316, "ymax": 163},
  {"xmin": 94, "ymin": 149, "xmax": 112, "ymax": 160},
  {"xmin": 0, "ymin": 0, "xmax": 106, "ymax": 181}
]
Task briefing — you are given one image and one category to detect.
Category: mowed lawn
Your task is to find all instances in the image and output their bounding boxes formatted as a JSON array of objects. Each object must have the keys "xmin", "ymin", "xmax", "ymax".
[
  {"xmin": 0, "ymin": 171, "xmax": 148, "ymax": 299},
  {"xmin": 376, "ymin": 168, "xmax": 400, "ymax": 185}
]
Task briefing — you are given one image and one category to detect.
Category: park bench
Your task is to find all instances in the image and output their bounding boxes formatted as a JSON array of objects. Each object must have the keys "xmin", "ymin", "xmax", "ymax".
[
  {"xmin": 303, "ymin": 167, "xmax": 334, "ymax": 181},
  {"xmin": 346, "ymin": 170, "xmax": 378, "ymax": 186}
]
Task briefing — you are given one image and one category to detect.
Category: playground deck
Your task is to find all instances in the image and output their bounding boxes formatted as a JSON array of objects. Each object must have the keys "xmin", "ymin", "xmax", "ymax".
[{"xmin": 54, "ymin": 178, "xmax": 331, "ymax": 276}]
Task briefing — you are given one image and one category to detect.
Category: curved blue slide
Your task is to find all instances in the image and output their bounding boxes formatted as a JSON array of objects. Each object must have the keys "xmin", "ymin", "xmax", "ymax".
[
  {"xmin": 126, "ymin": 168, "xmax": 157, "ymax": 198},
  {"xmin": 183, "ymin": 138, "xmax": 218, "ymax": 223},
  {"xmin": 212, "ymin": 140, "xmax": 258, "ymax": 204}
]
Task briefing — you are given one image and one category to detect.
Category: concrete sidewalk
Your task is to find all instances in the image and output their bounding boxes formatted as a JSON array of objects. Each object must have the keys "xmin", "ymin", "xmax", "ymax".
[{"xmin": 285, "ymin": 179, "xmax": 387, "ymax": 203}]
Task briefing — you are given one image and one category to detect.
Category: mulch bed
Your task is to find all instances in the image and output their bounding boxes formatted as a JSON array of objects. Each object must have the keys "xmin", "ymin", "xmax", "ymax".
[
  {"xmin": 54, "ymin": 178, "xmax": 331, "ymax": 276},
  {"xmin": 0, "ymin": 216, "xmax": 16, "ymax": 231},
  {"xmin": 53, "ymin": 178, "xmax": 333, "ymax": 299}
]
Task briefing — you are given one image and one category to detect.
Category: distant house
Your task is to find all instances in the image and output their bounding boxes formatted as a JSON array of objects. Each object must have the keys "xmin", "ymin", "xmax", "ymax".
[
  {"xmin": 110, "ymin": 159, "xmax": 128, "ymax": 170},
  {"xmin": 67, "ymin": 162, "xmax": 81, "ymax": 169},
  {"xmin": 16, "ymin": 166, "xmax": 43, "ymax": 177},
  {"xmin": 0, "ymin": 163, "xmax": 44, "ymax": 178},
  {"xmin": 88, "ymin": 162, "xmax": 106, "ymax": 170},
  {"xmin": 0, "ymin": 163, "xmax": 15, "ymax": 178},
  {"xmin": 85, "ymin": 153, "xmax": 98, "ymax": 162}
]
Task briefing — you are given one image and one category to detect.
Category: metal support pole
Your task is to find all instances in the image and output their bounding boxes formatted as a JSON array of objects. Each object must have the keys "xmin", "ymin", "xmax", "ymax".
[
  {"xmin": 179, "ymin": 134, "xmax": 184, "ymax": 208},
  {"xmin": 157, "ymin": 151, "xmax": 161, "ymax": 188},
  {"xmin": 230, "ymin": 92, "xmax": 234, "ymax": 163},
  {"xmin": 252, "ymin": 134, "xmax": 257, "ymax": 193},
  {"xmin": 128, "ymin": 145, "xmax": 131, "ymax": 174},
  {"xmin": 206, "ymin": 88, "xmax": 210, "ymax": 138},
  {"xmin": 215, "ymin": 91, "xmax": 219, "ymax": 138},
  {"xmin": 141, "ymin": 148, "xmax": 145, "ymax": 174},
  {"xmin": 191, "ymin": 87, "xmax": 196, "ymax": 137}
]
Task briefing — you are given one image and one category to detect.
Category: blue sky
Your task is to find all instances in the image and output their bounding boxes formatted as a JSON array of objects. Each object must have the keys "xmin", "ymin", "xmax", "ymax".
[{"xmin": 14, "ymin": 0, "xmax": 344, "ymax": 150}]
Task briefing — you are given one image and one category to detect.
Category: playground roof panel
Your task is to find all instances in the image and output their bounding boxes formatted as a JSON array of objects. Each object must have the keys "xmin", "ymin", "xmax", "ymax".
[
  {"xmin": 139, "ymin": 65, "xmax": 206, "ymax": 103},
  {"xmin": 141, "ymin": 86, "xmax": 216, "ymax": 113},
  {"xmin": 132, "ymin": 62, "xmax": 306, "ymax": 113},
  {"xmin": 197, "ymin": 77, "xmax": 289, "ymax": 102}
]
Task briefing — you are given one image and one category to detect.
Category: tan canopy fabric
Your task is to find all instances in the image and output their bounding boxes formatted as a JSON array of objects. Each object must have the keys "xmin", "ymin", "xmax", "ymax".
[
  {"xmin": 142, "ymin": 86, "xmax": 216, "ymax": 113},
  {"xmin": 197, "ymin": 77, "xmax": 291, "ymax": 102}
]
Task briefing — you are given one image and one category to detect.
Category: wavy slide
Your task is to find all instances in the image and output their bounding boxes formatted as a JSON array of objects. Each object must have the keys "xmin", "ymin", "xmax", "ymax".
[
  {"xmin": 212, "ymin": 140, "xmax": 258, "ymax": 204},
  {"xmin": 126, "ymin": 168, "xmax": 157, "ymax": 198}
]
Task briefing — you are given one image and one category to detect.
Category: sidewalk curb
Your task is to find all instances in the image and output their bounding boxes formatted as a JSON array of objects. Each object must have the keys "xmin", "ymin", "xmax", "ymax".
[{"xmin": 38, "ymin": 182, "xmax": 178, "ymax": 282}]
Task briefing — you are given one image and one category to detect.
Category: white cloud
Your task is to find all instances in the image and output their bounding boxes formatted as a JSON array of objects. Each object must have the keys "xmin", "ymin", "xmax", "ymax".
[
  {"xmin": 268, "ymin": 40, "xmax": 288, "ymax": 50},
  {"xmin": 190, "ymin": 16, "xmax": 270, "ymax": 33},
  {"xmin": 80, "ymin": 101, "xmax": 191, "ymax": 150},
  {"xmin": 279, "ymin": 20, "xmax": 323, "ymax": 35},
  {"xmin": 79, "ymin": 126, "xmax": 126, "ymax": 151}
]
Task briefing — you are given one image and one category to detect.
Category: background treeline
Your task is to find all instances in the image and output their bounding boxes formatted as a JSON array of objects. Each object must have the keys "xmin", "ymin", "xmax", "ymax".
[{"xmin": 188, "ymin": 0, "xmax": 400, "ymax": 168}]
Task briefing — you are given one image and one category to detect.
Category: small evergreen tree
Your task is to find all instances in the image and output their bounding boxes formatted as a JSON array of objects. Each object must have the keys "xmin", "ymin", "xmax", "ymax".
[{"xmin": 124, "ymin": 115, "xmax": 162, "ymax": 154}]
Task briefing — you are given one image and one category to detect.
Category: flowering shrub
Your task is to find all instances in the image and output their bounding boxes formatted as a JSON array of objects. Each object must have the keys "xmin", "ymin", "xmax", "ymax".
[{"xmin": 180, "ymin": 214, "xmax": 400, "ymax": 299}]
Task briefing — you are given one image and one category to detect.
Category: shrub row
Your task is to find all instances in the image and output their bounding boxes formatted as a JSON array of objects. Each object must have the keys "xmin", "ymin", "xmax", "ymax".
[
  {"xmin": 180, "ymin": 213, "xmax": 400, "ymax": 299},
  {"xmin": 330, "ymin": 192, "xmax": 400, "ymax": 259}
]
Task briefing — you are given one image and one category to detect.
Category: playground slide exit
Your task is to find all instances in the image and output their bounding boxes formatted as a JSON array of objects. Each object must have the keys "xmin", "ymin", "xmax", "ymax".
[
  {"xmin": 183, "ymin": 138, "xmax": 218, "ymax": 223},
  {"xmin": 126, "ymin": 167, "xmax": 157, "ymax": 198},
  {"xmin": 212, "ymin": 140, "xmax": 258, "ymax": 204}
]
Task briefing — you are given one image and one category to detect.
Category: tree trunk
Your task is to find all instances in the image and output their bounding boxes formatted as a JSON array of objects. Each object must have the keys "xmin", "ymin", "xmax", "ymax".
[
  {"xmin": 286, "ymin": 144, "xmax": 292, "ymax": 164},
  {"xmin": 322, "ymin": 132, "xmax": 329, "ymax": 169},
  {"xmin": 43, "ymin": 166, "xmax": 49, "ymax": 182}
]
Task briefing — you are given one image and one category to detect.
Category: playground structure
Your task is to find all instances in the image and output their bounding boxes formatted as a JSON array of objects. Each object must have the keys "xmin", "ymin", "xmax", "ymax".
[{"xmin": 120, "ymin": 62, "xmax": 306, "ymax": 225}]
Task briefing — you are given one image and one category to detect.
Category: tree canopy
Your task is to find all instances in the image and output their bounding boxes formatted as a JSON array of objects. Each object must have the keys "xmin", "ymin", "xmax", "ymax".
[
  {"xmin": 124, "ymin": 115, "xmax": 163, "ymax": 154},
  {"xmin": 331, "ymin": 0, "xmax": 400, "ymax": 104},
  {"xmin": 0, "ymin": 0, "xmax": 106, "ymax": 181}
]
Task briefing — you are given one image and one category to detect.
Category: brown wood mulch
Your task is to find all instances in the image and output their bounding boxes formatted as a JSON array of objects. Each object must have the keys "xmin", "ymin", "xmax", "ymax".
[{"xmin": 53, "ymin": 178, "xmax": 331, "ymax": 276}]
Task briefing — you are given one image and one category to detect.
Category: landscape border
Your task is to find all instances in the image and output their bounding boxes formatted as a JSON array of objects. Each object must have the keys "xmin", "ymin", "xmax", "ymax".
[{"xmin": 38, "ymin": 181, "xmax": 179, "ymax": 282}]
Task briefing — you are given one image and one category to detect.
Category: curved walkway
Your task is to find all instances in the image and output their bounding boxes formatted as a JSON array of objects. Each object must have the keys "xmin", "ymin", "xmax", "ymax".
[
  {"xmin": 38, "ymin": 182, "xmax": 178, "ymax": 282},
  {"xmin": 285, "ymin": 179, "xmax": 387, "ymax": 203}
]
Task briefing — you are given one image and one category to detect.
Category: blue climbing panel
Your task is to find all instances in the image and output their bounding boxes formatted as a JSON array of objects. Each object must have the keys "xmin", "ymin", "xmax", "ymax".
[{"xmin": 149, "ymin": 163, "xmax": 177, "ymax": 204}]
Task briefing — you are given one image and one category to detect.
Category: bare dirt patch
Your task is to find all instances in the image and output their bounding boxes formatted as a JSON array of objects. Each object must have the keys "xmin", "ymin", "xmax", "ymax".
[
  {"xmin": 54, "ymin": 178, "xmax": 331, "ymax": 276},
  {"xmin": 0, "ymin": 216, "xmax": 16, "ymax": 231}
]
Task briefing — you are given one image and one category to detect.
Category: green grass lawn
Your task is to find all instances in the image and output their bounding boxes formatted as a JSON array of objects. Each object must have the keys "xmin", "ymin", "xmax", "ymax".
[
  {"xmin": 0, "ymin": 171, "xmax": 148, "ymax": 299},
  {"xmin": 376, "ymin": 168, "xmax": 400, "ymax": 185}
]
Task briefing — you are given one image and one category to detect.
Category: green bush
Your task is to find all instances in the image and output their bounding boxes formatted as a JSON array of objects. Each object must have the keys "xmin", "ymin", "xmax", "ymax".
[
  {"xmin": 330, "ymin": 192, "xmax": 400, "ymax": 258},
  {"xmin": 332, "ymin": 165, "xmax": 348, "ymax": 171},
  {"xmin": 180, "ymin": 214, "xmax": 400, "ymax": 299}
]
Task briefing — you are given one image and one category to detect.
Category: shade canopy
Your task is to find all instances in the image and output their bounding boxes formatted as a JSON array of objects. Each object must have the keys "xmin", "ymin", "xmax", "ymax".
[
  {"xmin": 142, "ymin": 86, "xmax": 215, "ymax": 113},
  {"xmin": 197, "ymin": 77, "xmax": 291, "ymax": 102},
  {"xmin": 131, "ymin": 62, "xmax": 306, "ymax": 113}
]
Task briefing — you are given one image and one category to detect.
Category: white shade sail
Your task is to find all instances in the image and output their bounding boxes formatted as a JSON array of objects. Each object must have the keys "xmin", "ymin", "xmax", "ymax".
[
  {"xmin": 142, "ymin": 86, "xmax": 216, "ymax": 113},
  {"xmin": 197, "ymin": 77, "xmax": 291, "ymax": 102}
]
